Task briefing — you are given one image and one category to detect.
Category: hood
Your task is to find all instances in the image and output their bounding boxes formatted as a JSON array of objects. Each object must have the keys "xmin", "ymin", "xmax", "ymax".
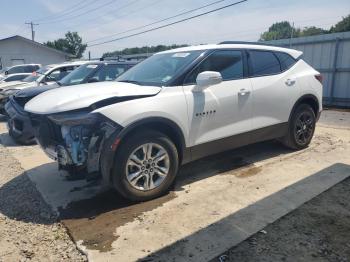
[
  {"xmin": 15, "ymin": 83, "xmax": 59, "ymax": 99},
  {"xmin": 25, "ymin": 81, "xmax": 161, "ymax": 114}
]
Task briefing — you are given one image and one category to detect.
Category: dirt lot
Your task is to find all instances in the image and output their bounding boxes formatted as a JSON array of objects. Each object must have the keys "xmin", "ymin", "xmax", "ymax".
[
  {"xmin": 0, "ymin": 110, "xmax": 349, "ymax": 262},
  {"xmin": 0, "ymin": 143, "xmax": 86, "ymax": 261}
]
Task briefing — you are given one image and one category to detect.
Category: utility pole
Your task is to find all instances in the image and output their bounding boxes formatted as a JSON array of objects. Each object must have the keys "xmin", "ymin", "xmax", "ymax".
[
  {"xmin": 25, "ymin": 21, "xmax": 39, "ymax": 41},
  {"xmin": 289, "ymin": 22, "xmax": 295, "ymax": 48}
]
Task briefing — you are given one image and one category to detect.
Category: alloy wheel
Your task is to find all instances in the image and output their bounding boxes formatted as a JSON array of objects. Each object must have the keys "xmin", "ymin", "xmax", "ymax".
[
  {"xmin": 126, "ymin": 143, "xmax": 170, "ymax": 191},
  {"xmin": 294, "ymin": 111, "xmax": 314, "ymax": 145}
]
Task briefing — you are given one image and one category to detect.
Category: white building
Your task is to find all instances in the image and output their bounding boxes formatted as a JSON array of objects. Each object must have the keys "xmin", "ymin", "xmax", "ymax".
[{"xmin": 0, "ymin": 35, "xmax": 71, "ymax": 69}]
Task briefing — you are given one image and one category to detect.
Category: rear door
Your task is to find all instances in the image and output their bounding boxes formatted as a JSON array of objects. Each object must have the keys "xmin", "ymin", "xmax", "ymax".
[{"xmin": 248, "ymin": 50, "xmax": 300, "ymax": 132}]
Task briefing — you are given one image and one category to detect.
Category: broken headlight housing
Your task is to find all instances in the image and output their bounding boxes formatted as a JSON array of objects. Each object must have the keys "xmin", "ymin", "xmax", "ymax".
[
  {"xmin": 46, "ymin": 110, "xmax": 119, "ymax": 172},
  {"xmin": 48, "ymin": 111, "xmax": 101, "ymax": 126}
]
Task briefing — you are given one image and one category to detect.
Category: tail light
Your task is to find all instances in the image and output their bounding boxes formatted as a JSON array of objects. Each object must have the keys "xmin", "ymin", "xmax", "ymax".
[{"xmin": 315, "ymin": 74, "xmax": 323, "ymax": 84}]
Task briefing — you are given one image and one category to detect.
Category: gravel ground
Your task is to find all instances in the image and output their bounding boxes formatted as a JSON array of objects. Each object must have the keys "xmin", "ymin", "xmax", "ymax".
[
  {"xmin": 0, "ymin": 144, "xmax": 87, "ymax": 262},
  {"xmin": 212, "ymin": 177, "xmax": 350, "ymax": 262}
]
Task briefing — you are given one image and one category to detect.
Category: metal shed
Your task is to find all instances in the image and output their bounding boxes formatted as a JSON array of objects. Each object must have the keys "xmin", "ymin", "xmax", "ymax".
[
  {"xmin": 266, "ymin": 31, "xmax": 350, "ymax": 108},
  {"xmin": 0, "ymin": 35, "xmax": 71, "ymax": 69}
]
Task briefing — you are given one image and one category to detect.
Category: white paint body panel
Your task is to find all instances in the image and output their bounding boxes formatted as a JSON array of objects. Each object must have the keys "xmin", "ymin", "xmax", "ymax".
[
  {"xmin": 25, "ymin": 82, "xmax": 161, "ymax": 114},
  {"xmin": 183, "ymin": 78, "xmax": 252, "ymax": 146},
  {"xmin": 25, "ymin": 44, "xmax": 322, "ymax": 149}
]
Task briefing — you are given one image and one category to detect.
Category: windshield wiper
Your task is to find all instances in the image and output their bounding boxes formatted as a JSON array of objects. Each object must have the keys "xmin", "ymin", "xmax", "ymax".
[{"xmin": 118, "ymin": 80, "xmax": 141, "ymax": 85}]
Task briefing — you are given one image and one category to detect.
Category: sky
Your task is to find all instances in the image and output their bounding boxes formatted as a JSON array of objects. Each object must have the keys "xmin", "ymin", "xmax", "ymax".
[{"xmin": 0, "ymin": 0, "xmax": 349, "ymax": 58}]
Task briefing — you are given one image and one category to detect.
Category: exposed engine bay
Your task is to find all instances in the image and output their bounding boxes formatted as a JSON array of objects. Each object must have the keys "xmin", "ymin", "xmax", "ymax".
[{"xmin": 31, "ymin": 111, "xmax": 121, "ymax": 176}]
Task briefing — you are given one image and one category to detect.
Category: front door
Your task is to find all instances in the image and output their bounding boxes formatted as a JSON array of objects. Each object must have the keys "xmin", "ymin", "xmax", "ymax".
[{"xmin": 182, "ymin": 50, "xmax": 253, "ymax": 158}]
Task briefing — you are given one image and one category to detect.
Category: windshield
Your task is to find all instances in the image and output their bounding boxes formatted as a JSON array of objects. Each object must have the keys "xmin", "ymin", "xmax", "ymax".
[
  {"xmin": 117, "ymin": 51, "xmax": 202, "ymax": 86},
  {"xmin": 59, "ymin": 64, "xmax": 98, "ymax": 86},
  {"xmin": 22, "ymin": 66, "xmax": 52, "ymax": 82}
]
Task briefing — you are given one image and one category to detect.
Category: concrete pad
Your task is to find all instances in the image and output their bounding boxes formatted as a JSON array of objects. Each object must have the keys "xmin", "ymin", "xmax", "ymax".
[
  {"xmin": 0, "ymin": 123, "xmax": 102, "ymax": 212},
  {"xmin": 148, "ymin": 164, "xmax": 350, "ymax": 262},
  {"xmin": 1, "ymin": 110, "xmax": 350, "ymax": 262}
]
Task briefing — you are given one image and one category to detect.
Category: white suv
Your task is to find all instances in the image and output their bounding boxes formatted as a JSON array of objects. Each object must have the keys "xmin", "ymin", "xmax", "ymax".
[{"xmin": 25, "ymin": 43, "xmax": 323, "ymax": 201}]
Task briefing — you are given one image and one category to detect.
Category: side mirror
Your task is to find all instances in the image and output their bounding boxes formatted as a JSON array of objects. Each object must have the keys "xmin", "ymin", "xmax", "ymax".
[
  {"xmin": 4, "ymin": 70, "xmax": 8, "ymax": 75},
  {"xmin": 194, "ymin": 71, "xmax": 222, "ymax": 91}
]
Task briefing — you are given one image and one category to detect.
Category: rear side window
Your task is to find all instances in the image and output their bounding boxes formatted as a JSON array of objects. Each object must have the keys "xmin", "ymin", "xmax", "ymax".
[
  {"xmin": 8, "ymin": 66, "xmax": 24, "ymax": 74},
  {"xmin": 184, "ymin": 50, "xmax": 243, "ymax": 84},
  {"xmin": 274, "ymin": 52, "xmax": 296, "ymax": 71},
  {"xmin": 248, "ymin": 50, "xmax": 281, "ymax": 77}
]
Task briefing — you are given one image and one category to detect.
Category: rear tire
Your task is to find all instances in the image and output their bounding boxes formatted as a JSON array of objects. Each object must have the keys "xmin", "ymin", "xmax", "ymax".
[
  {"xmin": 111, "ymin": 130, "xmax": 179, "ymax": 201},
  {"xmin": 282, "ymin": 104, "xmax": 316, "ymax": 150}
]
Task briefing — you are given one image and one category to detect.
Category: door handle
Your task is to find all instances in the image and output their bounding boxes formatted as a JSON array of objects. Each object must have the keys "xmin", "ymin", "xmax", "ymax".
[
  {"xmin": 238, "ymin": 88, "xmax": 250, "ymax": 96},
  {"xmin": 285, "ymin": 79, "xmax": 296, "ymax": 86}
]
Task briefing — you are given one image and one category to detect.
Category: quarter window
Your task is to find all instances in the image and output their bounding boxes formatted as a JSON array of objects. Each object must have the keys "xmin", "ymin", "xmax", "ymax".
[
  {"xmin": 184, "ymin": 50, "xmax": 244, "ymax": 84},
  {"xmin": 275, "ymin": 52, "xmax": 296, "ymax": 71},
  {"xmin": 248, "ymin": 50, "xmax": 281, "ymax": 77}
]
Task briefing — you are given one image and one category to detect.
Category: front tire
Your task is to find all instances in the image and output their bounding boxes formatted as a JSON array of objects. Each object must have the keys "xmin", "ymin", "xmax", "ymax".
[
  {"xmin": 8, "ymin": 120, "xmax": 35, "ymax": 145},
  {"xmin": 282, "ymin": 104, "xmax": 316, "ymax": 150},
  {"xmin": 112, "ymin": 130, "xmax": 179, "ymax": 201}
]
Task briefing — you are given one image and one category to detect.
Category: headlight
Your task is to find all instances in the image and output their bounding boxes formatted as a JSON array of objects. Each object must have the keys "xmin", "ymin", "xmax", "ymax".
[{"xmin": 48, "ymin": 111, "xmax": 101, "ymax": 126}]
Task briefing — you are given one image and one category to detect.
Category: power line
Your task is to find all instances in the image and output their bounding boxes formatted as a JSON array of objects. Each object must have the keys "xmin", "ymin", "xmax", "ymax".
[
  {"xmin": 33, "ymin": 0, "xmax": 92, "ymax": 22},
  {"xmin": 39, "ymin": 0, "xmax": 118, "ymax": 25},
  {"xmin": 64, "ymin": 0, "xmax": 144, "ymax": 30},
  {"xmin": 87, "ymin": 0, "xmax": 230, "ymax": 44},
  {"xmin": 88, "ymin": 0, "xmax": 248, "ymax": 47}
]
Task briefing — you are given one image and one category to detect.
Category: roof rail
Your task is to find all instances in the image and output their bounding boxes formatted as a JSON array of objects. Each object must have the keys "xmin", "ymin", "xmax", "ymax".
[{"xmin": 218, "ymin": 41, "xmax": 275, "ymax": 46}]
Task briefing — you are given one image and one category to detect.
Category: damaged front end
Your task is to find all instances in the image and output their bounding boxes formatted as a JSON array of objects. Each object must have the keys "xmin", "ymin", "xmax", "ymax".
[{"xmin": 32, "ymin": 110, "xmax": 121, "ymax": 177}]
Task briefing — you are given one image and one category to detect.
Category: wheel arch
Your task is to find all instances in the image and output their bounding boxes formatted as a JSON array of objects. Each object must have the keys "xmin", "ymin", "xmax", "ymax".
[
  {"xmin": 289, "ymin": 94, "xmax": 320, "ymax": 123},
  {"xmin": 117, "ymin": 117, "xmax": 187, "ymax": 163}
]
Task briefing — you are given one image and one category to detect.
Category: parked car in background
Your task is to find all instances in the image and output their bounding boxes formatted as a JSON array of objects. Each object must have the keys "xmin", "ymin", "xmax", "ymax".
[
  {"xmin": 6, "ymin": 60, "xmax": 137, "ymax": 144},
  {"xmin": 0, "ymin": 61, "xmax": 88, "ymax": 114},
  {"xmin": 24, "ymin": 43, "xmax": 322, "ymax": 201},
  {"xmin": 0, "ymin": 64, "xmax": 41, "ymax": 81},
  {"xmin": 0, "ymin": 73, "xmax": 32, "ymax": 83}
]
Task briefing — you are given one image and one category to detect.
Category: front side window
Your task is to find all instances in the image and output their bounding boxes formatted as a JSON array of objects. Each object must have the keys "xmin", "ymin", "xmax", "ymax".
[
  {"xmin": 4, "ymin": 74, "xmax": 27, "ymax": 82},
  {"xmin": 248, "ymin": 50, "xmax": 281, "ymax": 77},
  {"xmin": 90, "ymin": 64, "xmax": 128, "ymax": 82},
  {"xmin": 59, "ymin": 64, "xmax": 98, "ymax": 86},
  {"xmin": 45, "ymin": 66, "xmax": 75, "ymax": 82},
  {"xmin": 184, "ymin": 50, "xmax": 244, "ymax": 84},
  {"xmin": 117, "ymin": 50, "xmax": 203, "ymax": 86}
]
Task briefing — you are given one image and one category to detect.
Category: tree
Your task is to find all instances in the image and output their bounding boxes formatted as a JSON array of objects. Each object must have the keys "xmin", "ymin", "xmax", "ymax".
[
  {"xmin": 260, "ymin": 21, "xmax": 300, "ymax": 41},
  {"xmin": 44, "ymin": 32, "xmax": 87, "ymax": 58},
  {"xmin": 300, "ymin": 26, "xmax": 328, "ymax": 37},
  {"xmin": 102, "ymin": 44, "xmax": 188, "ymax": 58},
  {"xmin": 330, "ymin": 14, "xmax": 350, "ymax": 33}
]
